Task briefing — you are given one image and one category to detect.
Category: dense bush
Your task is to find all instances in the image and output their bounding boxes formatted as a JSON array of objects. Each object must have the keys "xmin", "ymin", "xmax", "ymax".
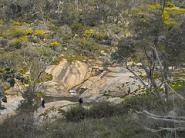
[
  {"xmin": 170, "ymin": 80, "xmax": 185, "ymax": 91},
  {"xmin": 64, "ymin": 106, "xmax": 87, "ymax": 122},
  {"xmin": 3, "ymin": 27, "xmax": 25, "ymax": 38},
  {"xmin": 83, "ymin": 29, "xmax": 108, "ymax": 41},
  {"xmin": 64, "ymin": 102, "xmax": 125, "ymax": 122},
  {"xmin": 64, "ymin": 93, "xmax": 178, "ymax": 122},
  {"xmin": 37, "ymin": 73, "xmax": 53, "ymax": 83},
  {"xmin": 9, "ymin": 36, "xmax": 28, "ymax": 49},
  {"xmin": 87, "ymin": 102, "xmax": 121, "ymax": 119}
]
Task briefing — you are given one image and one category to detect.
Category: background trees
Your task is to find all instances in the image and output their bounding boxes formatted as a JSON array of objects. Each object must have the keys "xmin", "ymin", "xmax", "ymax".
[
  {"xmin": 0, "ymin": 0, "xmax": 184, "ymax": 102},
  {"xmin": 113, "ymin": 1, "xmax": 185, "ymax": 98},
  {"xmin": 0, "ymin": 0, "xmax": 184, "ymax": 104},
  {"xmin": 0, "ymin": 0, "xmax": 185, "ymax": 137}
]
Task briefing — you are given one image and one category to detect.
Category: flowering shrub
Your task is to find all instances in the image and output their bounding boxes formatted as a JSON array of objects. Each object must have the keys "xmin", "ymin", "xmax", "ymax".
[
  {"xmin": 34, "ymin": 29, "xmax": 46, "ymax": 38},
  {"xmin": 4, "ymin": 27, "xmax": 25, "ymax": 38},
  {"xmin": 24, "ymin": 29, "xmax": 33, "ymax": 35},
  {"xmin": 9, "ymin": 36, "xmax": 28, "ymax": 48},
  {"xmin": 50, "ymin": 41, "xmax": 60, "ymax": 47},
  {"xmin": 83, "ymin": 29, "xmax": 108, "ymax": 40}
]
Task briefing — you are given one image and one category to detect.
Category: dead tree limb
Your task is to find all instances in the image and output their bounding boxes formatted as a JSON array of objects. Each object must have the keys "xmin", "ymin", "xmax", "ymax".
[
  {"xmin": 144, "ymin": 126, "xmax": 185, "ymax": 132},
  {"xmin": 137, "ymin": 110, "xmax": 185, "ymax": 123}
]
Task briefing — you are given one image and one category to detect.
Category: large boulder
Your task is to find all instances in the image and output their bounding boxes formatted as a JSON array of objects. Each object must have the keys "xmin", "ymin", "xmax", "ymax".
[
  {"xmin": 37, "ymin": 58, "xmax": 144, "ymax": 102},
  {"xmin": 79, "ymin": 67, "xmax": 144, "ymax": 103},
  {"xmin": 36, "ymin": 59, "xmax": 91, "ymax": 96}
]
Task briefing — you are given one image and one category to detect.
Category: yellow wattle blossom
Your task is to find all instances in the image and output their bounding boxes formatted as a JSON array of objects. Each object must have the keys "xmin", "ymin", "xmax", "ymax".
[
  {"xmin": 83, "ymin": 29, "xmax": 94, "ymax": 38},
  {"xmin": 50, "ymin": 41, "xmax": 60, "ymax": 47},
  {"xmin": 12, "ymin": 21, "xmax": 22, "ymax": 26},
  {"xmin": 34, "ymin": 29, "xmax": 46, "ymax": 36},
  {"xmin": 13, "ymin": 36, "xmax": 28, "ymax": 44},
  {"xmin": 147, "ymin": 4, "xmax": 160, "ymax": 10},
  {"xmin": 3, "ymin": 27, "xmax": 25, "ymax": 38},
  {"xmin": 24, "ymin": 29, "xmax": 33, "ymax": 35},
  {"xmin": 148, "ymin": 2, "xmax": 185, "ymax": 26}
]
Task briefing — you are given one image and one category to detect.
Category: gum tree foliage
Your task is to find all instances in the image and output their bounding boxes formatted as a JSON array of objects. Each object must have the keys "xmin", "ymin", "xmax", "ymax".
[
  {"xmin": 18, "ymin": 46, "xmax": 56, "ymax": 109},
  {"xmin": 0, "ymin": 0, "xmax": 146, "ymax": 25},
  {"xmin": 113, "ymin": 0, "xmax": 185, "ymax": 98},
  {"xmin": 0, "ymin": 47, "xmax": 56, "ymax": 109},
  {"xmin": 0, "ymin": 52, "xmax": 18, "ymax": 107}
]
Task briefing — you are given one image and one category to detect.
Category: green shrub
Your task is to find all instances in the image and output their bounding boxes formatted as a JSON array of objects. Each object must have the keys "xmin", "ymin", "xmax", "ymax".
[
  {"xmin": 35, "ymin": 91, "xmax": 45, "ymax": 97},
  {"xmin": 12, "ymin": 21, "xmax": 23, "ymax": 26},
  {"xmin": 3, "ymin": 27, "xmax": 25, "ymax": 38},
  {"xmin": 52, "ymin": 56, "xmax": 63, "ymax": 65},
  {"xmin": 50, "ymin": 41, "xmax": 61, "ymax": 48},
  {"xmin": 174, "ymin": 72, "xmax": 185, "ymax": 78},
  {"xmin": 123, "ymin": 93, "xmax": 173, "ymax": 112},
  {"xmin": 83, "ymin": 29, "xmax": 108, "ymax": 40},
  {"xmin": 83, "ymin": 29, "xmax": 94, "ymax": 38},
  {"xmin": 0, "ymin": 20, "xmax": 4, "ymax": 25},
  {"xmin": 37, "ymin": 73, "xmax": 53, "ymax": 83},
  {"xmin": 24, "ymin": 29, "xmax": 33, "ymax": 35},
  {"xmin": 64, "ymin": 94, "xmax": 173, "ymax": 121},
  {"xmin": 87, "ymin": 102, "xmax": 118, "ymax": 119},
  {"xmin": 18, "ymin": 66, "xmax": 28, "ymax": 74},
  {"xmin": 71, "ymin": 23, "xmax": 87, "ymax": 34},
  {"xmin": 35, "ymin": 46, "xmax": 53, "ymax": 57},
  {"xmin": 66, "ymin": 54, "xmax": 86, "ymax": 63},
  {"xmin": 79, "ymin": 38, "xmax": 106, "ymax": 55},
  {"xmin": 170, "ymin": 80, "xmax": 185, "ymax": 91},
  {"xmin": 34, "ymin": 29, "xmax": 47, "ymax": 39},
  {"xmin": 93, "ymin": 31, "xmax": 108, "ymax": 40},
  {"xmin": 64, "ymin": 102, "xmax": 126, "ymax": 122},
  {"xmin": 64, "ymin": 106, "xmax": 87, "ymax": 122},
  {"xmin": 9, "ymin": 36, "xmax": 28, "ymax": 48}
]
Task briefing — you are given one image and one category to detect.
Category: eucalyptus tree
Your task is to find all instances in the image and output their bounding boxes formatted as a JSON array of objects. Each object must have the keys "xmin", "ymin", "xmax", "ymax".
[{"xmin": 113, "ymin": 0, "xmax": 185, "ymax": 99}]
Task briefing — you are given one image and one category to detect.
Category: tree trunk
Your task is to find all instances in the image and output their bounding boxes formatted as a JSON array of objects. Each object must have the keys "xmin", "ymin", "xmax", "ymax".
[{"xmin": 163, "ymin": 61, "xmax": 169, "ymax": 100}]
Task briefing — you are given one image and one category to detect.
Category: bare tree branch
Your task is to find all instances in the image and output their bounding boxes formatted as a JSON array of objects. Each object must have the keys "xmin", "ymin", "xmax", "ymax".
[
  {"xmin": 125, "ymin": 60, "xmax": 148, "ymax": 88},
  {"xmin": 144, "ymin": 126, "xmax": 185, "ymax": 132},
  {"xmin": 137, "ymin": 110, "xmax": 185, "ymax": 123}
]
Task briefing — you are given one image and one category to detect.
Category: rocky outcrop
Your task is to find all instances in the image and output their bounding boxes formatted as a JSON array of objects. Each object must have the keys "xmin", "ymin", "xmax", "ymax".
[
  {"xmin": 0, "ymin": 96, "xmax": 23, "ymax": 124},
  {"xmin": 78, "ymin": 67, "xmax": 144, "ymax": 103},
  {"xmin": 36, "ymin": 59, "xmax": 92, "ymax": 96},
  {"xmin": 36, "ymin": 59, "xmax": 144, "ymax": 102},
  {"xmin": 33, "ymin": 65, "xmax": 145, "ymax": 124},
  {"xmin": 0, "ymin": 61, "xmax": 145, "ymax": 124},
  {"xmin": 34, "ymin": 100, "xmax": 77, "ymax": 126}
]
